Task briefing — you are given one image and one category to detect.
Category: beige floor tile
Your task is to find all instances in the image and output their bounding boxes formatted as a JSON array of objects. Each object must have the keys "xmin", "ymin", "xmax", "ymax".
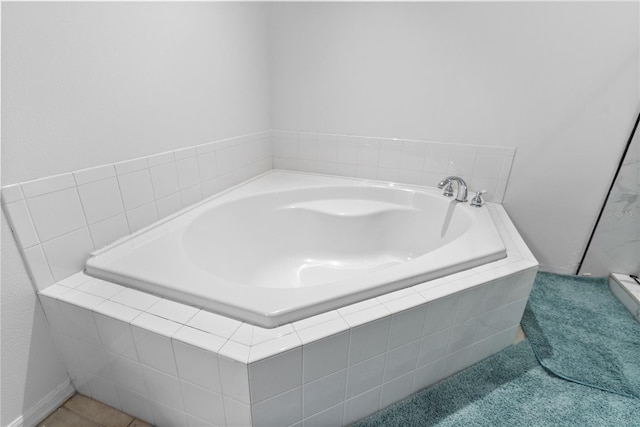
[
  {"xmin": 38, "ymin": 407, "xmax": 102, "ymax": 427},
  {"xmin": 513, "ymin": 324, "xmax": 527, "ymax": 344},
  {"xmin": 128, "ymin": 419, "xmax": 153, "ymax": 427},
  {"xmin": 64, "ymin": 394, "xmax": 134, "ymax": 427}
]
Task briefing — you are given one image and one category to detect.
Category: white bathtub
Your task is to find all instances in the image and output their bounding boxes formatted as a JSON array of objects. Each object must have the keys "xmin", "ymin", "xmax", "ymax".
[{"xmin": 86, "ymin": 171, "xmax": 506, "ymax": 327}]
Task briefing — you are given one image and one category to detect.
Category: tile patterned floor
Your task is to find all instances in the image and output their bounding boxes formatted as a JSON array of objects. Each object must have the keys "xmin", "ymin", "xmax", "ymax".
[{"xmin": 38, "ymin": 394, "xmax": 151, "ymax": 427}]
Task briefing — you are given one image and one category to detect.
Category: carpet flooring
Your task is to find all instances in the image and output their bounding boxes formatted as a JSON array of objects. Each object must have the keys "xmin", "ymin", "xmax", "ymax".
[
  {"xmin": 354, "ymin": 340, "xmax": 639, "ymax": 427},
  {"xmin": 355, "ymin": 272, "xmax": 640, "ymax": 426},
  {"xmin": 522, "ymin": 272, "xmax": 640, "ymax": 399}
]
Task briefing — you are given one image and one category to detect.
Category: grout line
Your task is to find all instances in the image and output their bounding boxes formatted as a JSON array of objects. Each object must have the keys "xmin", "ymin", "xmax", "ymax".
[{"xmin": 72, "ymin": 175, "xmax": 97, "ymax": 252}]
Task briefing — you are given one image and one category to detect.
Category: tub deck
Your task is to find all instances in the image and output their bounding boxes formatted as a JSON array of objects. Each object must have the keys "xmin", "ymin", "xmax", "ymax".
[{"xmin": 85, "ymin": 171, "xmax": 506, "ymax": 327}]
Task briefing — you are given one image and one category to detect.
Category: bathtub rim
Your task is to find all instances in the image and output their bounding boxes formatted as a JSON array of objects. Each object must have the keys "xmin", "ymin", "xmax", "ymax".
[
  {"xmin": 84, "ymin": 170, "xmax": 507, "ymax": 327},
  {"xmin": 41, "ymin": 200, "xmax": 538, "ymax": 366}
]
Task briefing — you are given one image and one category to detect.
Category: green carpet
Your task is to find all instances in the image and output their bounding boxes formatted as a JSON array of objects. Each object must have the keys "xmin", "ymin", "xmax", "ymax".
[
  {"xmin": 521, "ymin": 272, "xmax": 640, "ymax": 399},
  {"xmin": 354, "ymin": 341, "xmax": 640, "ymax": 427},
  {"xmin": 355, "ymin": 272, "xmax": 640, "ymax": 426}
]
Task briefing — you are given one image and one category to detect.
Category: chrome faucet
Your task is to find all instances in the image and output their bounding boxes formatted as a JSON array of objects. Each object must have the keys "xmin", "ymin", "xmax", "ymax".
[{"xmin": 437, "ymin": 176, "xmax": 468, "ymax": 202}]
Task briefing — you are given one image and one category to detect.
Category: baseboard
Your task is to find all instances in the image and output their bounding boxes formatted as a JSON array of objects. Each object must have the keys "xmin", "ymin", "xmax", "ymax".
[{"xmin": 6, "ymin": 378, "xmax": 75, "ymax": 427}]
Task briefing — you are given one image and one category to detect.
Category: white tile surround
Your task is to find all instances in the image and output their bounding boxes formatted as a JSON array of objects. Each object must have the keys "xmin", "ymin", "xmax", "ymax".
[
  {"xmin": 273, "ymin": 130, "xmax": 515, "ymax": 204},
  {"xmin": 3, "ymin": 130, "xmax": 531, "ymax": 426},
  {"xmin": 3, "ymin": 129, "xmax": 516, "ymax": 294},
  {"xmin": 2, "ymin": 131, "xmax": 272, "ymax": 291}
]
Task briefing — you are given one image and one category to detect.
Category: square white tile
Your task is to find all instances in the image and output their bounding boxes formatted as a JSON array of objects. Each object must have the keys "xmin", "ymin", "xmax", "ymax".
[
  {"xmin": 317, "ymin": 135, "xmax": 338, "ymax": 163},
  {"xmin": 348, "ymin": 317, "xmax": 391, "ymax": 365},
  {"xmin": 198, "ymin": 151, "xmax": 219, "ymax": 182},
  {"xmin": 401, "ymin": 140, "xmax": 426, "ymax": 171},
  {"xmin": 21, "ymin": 173, "xmax": 76, "ymax": 198},
  {"xmin": 303, "ymin": 332, "xmax": 349, "ymax": 383},
  {"xmin": 303, "ymin": 369, "xmax": 346, "ymax": 418},
  {"xmin": 378, "ymin": 140, "xmax": 403, "ymax": 169},
  {"xmin": 73, "ymin": 338, "xmax": 110, "ymax": 377},
  {"xmin": 114, "ymin": 385, "xmax": 154, "ymax": 424},
  {"xmin": 149, "ymin": 401, "xmax": 188, "ymax": 427},
  {"xmin": 77, "ymin": 177, "xmax": 124, "ymax": 224},
  {"xmin": 302, "ymin": 402, "xmax": 344, "ymax": 427},
  {"xmin": 155, "ymin": 192, "xmax": 182, "ymax": 219},
  {"xmin": 413, "ymin": 358, "xmax": 445, "ymax": 393},
  {"xmin": 108, "ymin": 352, "xmax": 147, "ymax": 395},
  {"xmin": 126, "ymin": 202, "xmax": 158, "ymax": 232},
  {"xmin": 187, "ymin": 310, "xmax": 242, "ymax": 339},
  {"xmin": 345, "ymin": 353, "xmax": 385, "ymax": 399},
  {"xmin": 147, "ymin": 299, "xmax": 198, "ymax": 324},
  {"xmin": 380, "ymin": 371, "xmax": 414, "ymax": 409},
  {"xmin": 1, "ymin": 183, "xmax": 24, "ymax": 203},
  {"xmin": 180, "ymin": 185, "xmax": 202, "ymax": 207},
  {"xmin": 249, "ymin": 348, "xmax": 302, "ymax": 403},
  {"xmin": 140, "ymin": 365, "xmax": 185, "ymax": 410},
  {"xmin": 147, "ymin": 152, "xmax": 174, "ymax": 167},
  {"xmin": 89, "ymin": 214, "xmax": 130, "ymax": 249},
  {"xmin": 422, "ymin": 294, "xmax": 459, "ymax": 336},
  {"xmin": 117, "ymin": 169, "xmax": 155, "ymax": 211},
  {"xmin": 115, "ymin": 158, "xmax": 148, "ymax": 175},
  {"xmin": 59, "ymin": 300, "xmax": 101, "ymax": 344},
  {"xmin": 357, "ymin": 139, "xmax": 380, "ymax": 167},
  {"xmin": 88, "ymin": 376, "xmax": 121, "ymax": 411},
  {"xmin": 3, "ymin": 200, "xmax": 39, "ymax": 248},
  {"xmin": 111, "ymin": 288, "xmax": 160, "ymax": 311},
  {"xmin": 73, "ymin": 164, "xmax": 116, "ymax": 186},
  {"xmin": 78, "ymin": 279, "xmax": 123, "ymax": 299},
  {"xmin": 132, "ymin": 326, "xmax": 178, "ymax": 377},
  {"xmin": 180, "ymin": 380, "xmax": 225, "ymax": 426},
  {"xmin": 176, "ymin": 157, "xmax": 200, "ymax": 189},
  {"xmin": 298, "ymin": 133, "xmax": 319, "ymax": 160},
  {"xmin": 251, "ymin": 386, "xmax": 301, "ymax": 427},
  {"xmin": 173, "ymin": 340, "xmax": 222, "ymax": 392},
  {"xmin": 417, "ymin": 328, "xmax": 451, "ymax": 367},
  {"xmin": 383, "ymin": 341, "xmax": 420, "ymax": 382},
  {"xmin": 343, "ymin": 386, "xmax": 380, "ymax": 426},
  {"xmin": 218, "ymin": 356, "xmax": 251, "ymax": 403},
  {"xmin": 149, "ymin": 162, "xmax": 180, "ymax": 199},
  {"xmin": 222, "ymin": 396, "xmax": 252, "ymax": 427},
  {"xmin": 41, "ymin": 228, "xmax": 94, "ymax": 281},
  {"xmin": 94, "ymin": 313, "xmax": 138, "ymax": 360},
  {"xmin": 26, "ymin": 187, "xmax": 87, "ymax": 242},
  {"xmin": 387, "ymin": 305, "xmax": 427, "ymax": 349}
]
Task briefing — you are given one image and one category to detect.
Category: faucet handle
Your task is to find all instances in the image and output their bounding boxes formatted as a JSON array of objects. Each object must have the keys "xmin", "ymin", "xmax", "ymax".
[{"xmin": 470, "ymin": 190, "xmax": 486, "ymax": 208}]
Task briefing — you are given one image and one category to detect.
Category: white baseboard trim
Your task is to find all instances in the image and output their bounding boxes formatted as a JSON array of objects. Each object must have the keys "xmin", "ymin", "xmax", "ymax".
[{"xmin": 6, "ymin": 378, "xmax": 75, "ymax": 427}]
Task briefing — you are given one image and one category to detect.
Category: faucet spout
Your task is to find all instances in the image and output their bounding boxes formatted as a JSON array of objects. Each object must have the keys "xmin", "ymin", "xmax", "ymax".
[{"xmin": 437, "ymin": 176, "xmax": 468, "ymax": 202}]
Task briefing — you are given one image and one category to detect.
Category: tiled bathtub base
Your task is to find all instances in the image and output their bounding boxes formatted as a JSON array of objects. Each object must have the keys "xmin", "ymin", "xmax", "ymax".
[{"xmin": 38, "ymin": 203, "xmax": 537, "ymax": 427}]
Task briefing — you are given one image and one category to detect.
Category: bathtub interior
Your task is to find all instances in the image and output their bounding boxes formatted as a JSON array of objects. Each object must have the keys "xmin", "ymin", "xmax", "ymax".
[{"xmin": 181, "ymin": 186, "xmax": 476, "ymax": 289}]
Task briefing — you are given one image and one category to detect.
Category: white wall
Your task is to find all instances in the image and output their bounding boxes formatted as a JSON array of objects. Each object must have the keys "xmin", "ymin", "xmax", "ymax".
[
  {"xmin": 269, "ymin": 1, "xmax": 640, "ymax": 273},
  {"xmin": 1, "ymin": 3, "xmax": 270, "ymax": 425},
  {"xmin": 2, "ymin": 1, "xmax": 270, "ymax": 185},
  {"xmin": 1, "ymin": 215, "xmax": 71, "ymax": 427}
]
